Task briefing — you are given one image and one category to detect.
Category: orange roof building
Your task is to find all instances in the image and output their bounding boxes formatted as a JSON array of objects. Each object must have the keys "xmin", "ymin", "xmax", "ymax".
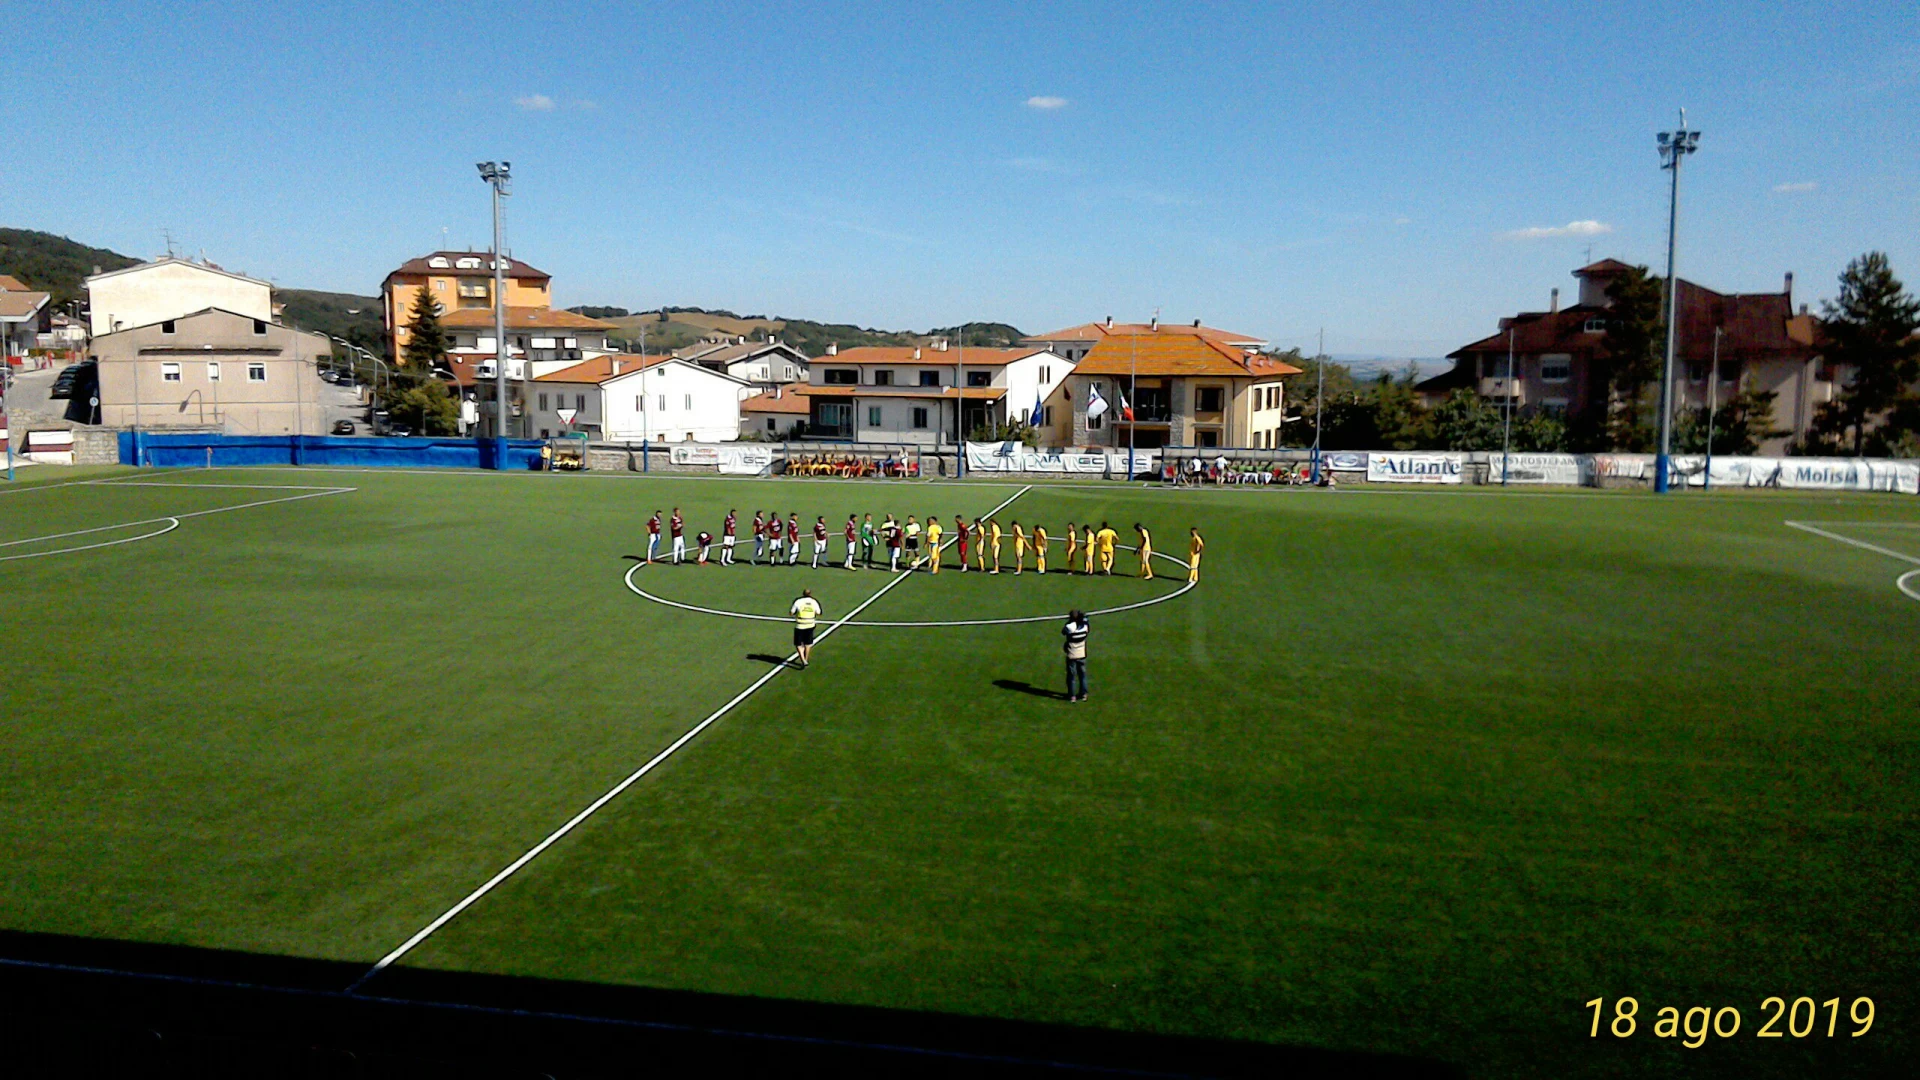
[
  {"xmin": 1025, "ymin": 317, "xmax": 1268, "ymax": 361},
  {"xmin": 1064, "ymin": 331, "xmax": 1300, "ymax": 450}
]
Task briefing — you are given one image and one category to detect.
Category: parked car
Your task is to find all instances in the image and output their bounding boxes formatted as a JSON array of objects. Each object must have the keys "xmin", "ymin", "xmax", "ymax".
[
  {"xmin": 49, "ymin": 364, "xmax": 83, "ymax": 399},
  {"xmin": 330, "ymin": 420, "xmax": 356, "ymax": 435},
  {"xmin": 386, "ymin": 426, "xmax": 413, "ymax": 438}
]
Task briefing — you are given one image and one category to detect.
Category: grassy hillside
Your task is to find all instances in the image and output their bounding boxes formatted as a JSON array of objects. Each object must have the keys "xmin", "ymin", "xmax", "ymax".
[
  {"xmin": 277, "ymin": 288, "xmax": 386, "ymax": 355},
  {"xmin": 602, "ymin": 309, "xmax": 1026, "ymax": 358},
  {"xmin": 0, "ymin": 228, "xmax": 140, "ymax": 303}
]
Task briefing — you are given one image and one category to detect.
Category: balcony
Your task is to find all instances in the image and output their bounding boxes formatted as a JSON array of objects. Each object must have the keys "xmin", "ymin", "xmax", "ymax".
[{"xmin": 1478, "ymin": 376, "xmax": 1525, "ymax": 404}]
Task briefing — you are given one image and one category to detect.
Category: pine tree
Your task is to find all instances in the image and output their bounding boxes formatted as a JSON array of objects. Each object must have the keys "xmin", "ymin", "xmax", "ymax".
[
  {"xmin": 402, "ymin": 286, "xmax": 450, "ymax": 371},
  {"xmin": 1817, "ymin": 252, "xmax": 1920, "ymax": 455}
]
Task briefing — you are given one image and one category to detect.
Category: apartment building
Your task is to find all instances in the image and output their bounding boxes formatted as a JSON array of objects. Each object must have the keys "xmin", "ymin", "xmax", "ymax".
[
  {"xmin": 798, "ymin": 342, "xmax": 1072, "ymax": 445},
  {"xmin": 1065, "ymin": 325, "xmax": 1299, "ymax": 449}
]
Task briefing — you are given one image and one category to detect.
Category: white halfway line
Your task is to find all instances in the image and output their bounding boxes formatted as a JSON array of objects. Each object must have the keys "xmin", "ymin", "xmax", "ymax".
[{"xmin": 350, "ymin": 483, "xmax": 1035, "ymax": 990}]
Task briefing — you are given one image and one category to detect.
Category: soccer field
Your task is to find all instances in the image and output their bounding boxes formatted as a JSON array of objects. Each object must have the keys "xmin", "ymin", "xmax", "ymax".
[{"xmin": 3, "ymin": 467, "xmax": 1916, "ymax": 1077}]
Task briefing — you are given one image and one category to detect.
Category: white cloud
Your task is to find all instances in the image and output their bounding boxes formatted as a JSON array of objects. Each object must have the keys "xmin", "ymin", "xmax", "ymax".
[
  {"xmin": 1025, "ymin": 95, "xmax": 1068, "ymax": 110},
  {"xmin": 514, "ymin": 94, "xmax": 556, "ymax": 111},
  {"xmin": 1772, "ymin": 181, "xmax": 1818, "ymax": 193},
  {"xmin": 1503, "ymin": 220, "xmax": 1614, "ymax": 240}
]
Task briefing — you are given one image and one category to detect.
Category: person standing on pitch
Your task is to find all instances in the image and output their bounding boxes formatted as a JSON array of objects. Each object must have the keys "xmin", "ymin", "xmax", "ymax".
[
  {"xmin": 903, "ymin": 515, "xmax": 922, "ymax": 569},
  {"xmin": 786, "ymin": 512, "xmax": 802, "ymax": 565},
  {"xmin": 882, "ymin": 514, "xmax": 902, "ymax": 573},
  {"xmin": 721, "ymin": 509, "xmax": 738, "ymax": 565},
  {"xmin": 1064, "ymin": 521, "xmax": 1079, "ymax": 574},
  {"xmin": 811, "ymin": 515, "xmax": 829, "ymax": 568},
  {"xmin": 751, "ymin": 511, "xmax": 766, "ymax": 565},
  {"xmin": 669, "ymin": 507, "xmax": 686, "ymax": 565},
  {"xmin": 696, "ymin": 529, "xmax": 714, "ymax": 565},
  {"xmin": 925, "ymin": 514, "xmax": 943, "ymax": 574},
  {"xmin": 1062, "ymin": 609, "xmax": 1090, "ymax": 702},
  {"xmin": 1010, "ymin": 520, "xmax": 1028, "ymax": 575},
  {"xmin": 766, "ymin": 511, "xmax": 783, "ymax": 565},
  {"xmin": 972, "ymin": 517, "xmax": 988, "ymax": 572},
  {"xmin": 1188, "ymin": 526, "xmax": 1205, "ymax": 584},
  {"xmin": 1134, "ymin": 522, "xmax": 1154, "ymax": 579},
  {"xmin": 1034, "ymin": 523, "xmax": 1049, "ymax": 574},
  {"xmin": 1082, "ymin": 523, "xmax": 1097, "ymax": 575},
  {"xmin": 646, "ymin": 510, "xmax": 663, "ymax": 564},
  {"xmin": 860, "ymin": 513, "xmax": 877, "ymax": 568},
  {"xmin": 790, "ymin": 588, "xmax": 822, "ymax": 668},
  {"xmin": 844, "ymin": 514, "xmax": 860, "ymax": 570},
  {"xmin": 954, "ymin": 514, "xmax": 970, "ymax": 572},
  {"xmin": 1095, "ymin": 521, "xmax": 1118, "ymax": 575},
  {"xmin": 988, "ymin": 517, "xmax": 1004, "ymax": 574}
]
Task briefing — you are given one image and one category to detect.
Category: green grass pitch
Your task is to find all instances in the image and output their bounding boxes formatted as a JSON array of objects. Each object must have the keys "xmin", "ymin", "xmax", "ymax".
[{"xmin": 2, "ymin": 466, "xmax": 1916, "ymax": 1077}]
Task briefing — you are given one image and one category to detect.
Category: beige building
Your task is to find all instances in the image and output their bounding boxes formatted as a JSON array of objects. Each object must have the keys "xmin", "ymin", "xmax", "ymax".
[
  {"xmin": 86, "ymin": 258, "xmax": 274, "ymax": 336},
  {"xmin": 1067, "ymin": 326, "xmax": 1300, "ymax": 449},
  {"xmin": 91, "ymin": 308, "xmax": 331, "ymax": 434}
]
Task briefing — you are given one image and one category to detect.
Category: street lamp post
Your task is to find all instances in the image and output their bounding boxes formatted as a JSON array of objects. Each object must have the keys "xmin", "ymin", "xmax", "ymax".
[
  {"xmin": 1310, "ymin": 326, "xmax": 1325, "ymax": 484},
  {"xmin": 1704, "ymin": 326, "xmax": 1722, "ymax": 491},
  {"xmin": 1654, "ymin": 112, "xmax": 1701, "ymax": 494},
  {"xmin": 1501, "ymin": 325, "xmax": 1515, "ymax": 486},
  {"xmin": 478, "ymin": 161, "xmax": 511, "ymax": 466}
]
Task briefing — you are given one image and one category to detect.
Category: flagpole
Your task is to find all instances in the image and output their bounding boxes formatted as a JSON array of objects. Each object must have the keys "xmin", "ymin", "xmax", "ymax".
[{"xmin": 1127, "ymin": 330, "xmax": 1136, "ymax": 476}]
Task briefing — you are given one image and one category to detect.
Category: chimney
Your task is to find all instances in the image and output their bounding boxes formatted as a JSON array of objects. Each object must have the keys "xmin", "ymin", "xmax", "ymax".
[
  {"xmin": 1800, "ymin": 303, "xmax": 1809, "ymax": 316},
  {"xmin": 1192, "ymin": 318, "xmax": 1201, "ymax": 328},
  {"xmin": 1784, "ymin": 271, "xmax": 1794, "ymax": 298},
  {"xmin": 1104, "ymin": 315, "xmax": 1113, "ymax": 329},
  {"xmin": 1149, "ymin": 315, "xmax": 1158, "ymax": 331},
  {"xmin": 935, "ymin": 339, "xmax": 948, "ymax": 351},
  {"xmin": 1550, "ymin": 288, "xmax": 1560, "ymax": 313},
  {"xmin": 611, "ymin": 359, "xmax": 622, "ymax": 375},
  {"xmin": 826, "ymin": 342, "xmax": 837, "ymax": 355},
  {"xmin": 913, "ymin": 346, "xmax": 922, "ymax": 359}
]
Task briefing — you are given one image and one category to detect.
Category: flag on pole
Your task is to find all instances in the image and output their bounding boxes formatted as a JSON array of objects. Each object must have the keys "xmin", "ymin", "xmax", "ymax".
[
  {"xmin": 1118, "ymin": 389, "xmax": 1135, "ymax": 422},
  {"xmin": 1086, "ymin": 384, "xmax": 1109, "ymax": 420},
  {"xmin": 1031, "ymin": 389, "xmax": 1045, "ymax": 426}
]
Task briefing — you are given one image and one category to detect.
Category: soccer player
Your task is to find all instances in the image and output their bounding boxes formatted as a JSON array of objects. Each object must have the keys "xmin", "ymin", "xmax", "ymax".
[
  {"xmin": 721, "ymin": 509, "xmax": 737, "ymax": 565},
  {"xmin": 787, "ymin": 513, "xmax": 802, "ymax": 565},
  {"xmin": 1188, "ymin": 526, "xmax": 1205, "ymax": 583},
  {"xmin": 1095, "ymin": 521, "xmax": 1118, "ymax": 575},
  {"xmin": 926, "ymin": 514, "xmax": 943, "ymax": 574},
  {"xmin": 972, "ymin": 518, "xmax": 988, "ymax": 572},
  {"xmin": 751, "ymin": 511, "xmax": 766, "ymax": 565},
  {"xmin": 1033, "ymin": 523, "xmax": 1049, "ymax": 574},
  {"xmin": 954, "ymin": 514, "xmax": 970, "ymax": 572},
  {"xmin": 669, "ymin": 507, "xmax": 686, "ymax": 565},
  {"xmin": 988, "ymin": 517, "xmax": 1003, "ymax": 574},
  {"xmin": 811, "ymin": 516, "xmax": 829, "ymax": 568},
  {"xmin": 904, "ymin": 515, "xmax": 922, "ymax": 569},
  {"xmin": 1134, "ymin": 522, "xmax": 1154, "ymax": 579},
  {"xmin": 844, "ymin": 514, "xmax": 859, "ymax": 570},
  {"xmin": 646, "ymin": 510, "xmax": 663, "ymax": 564},
  {"xmin": 860, "ymin": 513, "xmax": 877, "ymax": 568},
  {"xmin": 1062, "ymin": 609, "xmax": 1090, "ymax": 702},
  {"xmin": 790, "ymin": 588, "xmax": 822, "ymax": 668},
  {"xmin": 766, "ymin": 511, "xmax": 784, "ymax": 564},
  {"xmin": 696, "ymin": 530, "xmax": 714, "ymax": 565},
  {"xmin": 882, "ymin": 514, "xmax": 902, "ymax": 573},
  {"xmin": 1011, "ymin": 520, "xmax": 1028, "ymax": 575},
  {"xmin": 1063, "ymin": 521, "xmax": 1078, "ymax": 574},
  {"xmin": 1083, "ymin": 523, "xmax": 1097, "ymax": 575}
]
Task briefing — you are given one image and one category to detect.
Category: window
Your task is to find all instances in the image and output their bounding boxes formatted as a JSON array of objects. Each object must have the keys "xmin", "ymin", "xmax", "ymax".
[
  {"xmin": 540, "ymin": 429, "xmax": 550, "ymax": 438},
  {"xmin": 684, "ymin": 394, "xmax": 693, "ymax": 410},
  {"xmin": 1196, "ymin": 386, "xmax": 1224, "ymax": 412},
  {"xmin": 576, "ymin": 394, "xmax": 586, "ymax": 412},
  {"xmin": 1540, "ymin": 355, "xmax": 1571, "ymax": 383},
  {"xmin": 1584, "ymin": 318, "xmax": 1607, "ymax": 333},
  {"xmin": 1040, "ymin": 405, "xmax": 1052, "ymax": 426},
  {"xmin": 912, "ymin": 406, "xmax": 929, "ymax": 429},
  {"xmin": 784, "ymin": 365, "xmax": 794, "ymax": 379},
  {"xmin": 538, "ymin": 392, "xmax": 549, "ymax": 411},
  {"xmin": 823, "ymin": 368, "xmax": 857, "ymax": 385},
  {"xmin": 967, "ymin": 371, "xmax": 991, "ymax": 387},
  {"xmin": 1039, "ymin": 365, "xmax": 1051, "ymax": 383},
  {"xmin": 872, "ymin": 369, "xmax": 893, "ymax": 386},
  {"xmin": 207, "ymin": 362, "xmax": 220, "ymax": 381},
  {"xmin": 252, "ymin": 319, "xmax": 267, "ymax": 335},
  {"xmin": 161, "ymin": 320, "xmax": 175, "ymax": 334},
  {"xmin": 247, "ymin": 363, "xmax": 267, "ymax": 382},
  {"xmin": 918, "ymin": 370, "xmax": 940, "ymax": 386},
  {"xmin": 758, "ymin": 366, "xmax": 770, "ymax": 380},
  {"xmin": 867, "ymin": 406, "xmax": 883, "ymax": 426},
  {"xmin": 1718, "ymin": 359, "xmax": 1741, "ymax": 383},
  {"xmin": 161, "ymin": 362, "xmax": 181, "ymax": 382},
  {"xmin": 636, "ymin": 395, "xmax": 644, "ymax": 411},
  {"xmin": 767, "ymin": 418, "xmax": 776, "ymax": 431},
  {"xmin": 659, "ymin": 395, "xmax": 667, "ymax": 412}
]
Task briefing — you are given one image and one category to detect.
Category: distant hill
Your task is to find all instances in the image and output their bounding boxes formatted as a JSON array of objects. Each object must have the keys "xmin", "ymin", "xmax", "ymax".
[
  {"xmin": 595, "ymin": 309, "xmax": 1026, "ymax": 359},
  {"xmin": 276, "ymin": 289, "xmax": 386, "ymax": 354},
  {"xmin": 0, "ymin": 228, "xmax": 139, "ymax": 304}
]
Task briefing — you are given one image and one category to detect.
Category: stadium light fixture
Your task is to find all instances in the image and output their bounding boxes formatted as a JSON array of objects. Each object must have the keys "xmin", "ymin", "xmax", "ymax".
[{"xmin": 1654, "ymin": 110, "xmax": 1700, "ymax": 494}]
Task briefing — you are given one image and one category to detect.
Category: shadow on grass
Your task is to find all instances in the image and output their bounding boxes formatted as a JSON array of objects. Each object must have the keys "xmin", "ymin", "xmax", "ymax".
[
  {"xmin": 746, "ymin": 653, "xmax": 792, "ymax": 667},
  {"xmin": 994, "ymin": 678, "xmax": 1070, "ymax": 701}
]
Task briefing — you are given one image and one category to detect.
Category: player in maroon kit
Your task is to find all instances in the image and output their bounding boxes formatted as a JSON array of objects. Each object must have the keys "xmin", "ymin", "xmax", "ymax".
[
  {"xmin": 646, "ymin": 510, "xmax": 663, "ymax": 564},
  {"xmin": 751, "ymin": 511, "xmax": 767, "ymax": 565},
  {"xmin": 721, "ymin": 509, "xmax": 738, "ymax": 565},
  {"xmin": 786, "ymin": 513, "xmax": 801, "ymax": 565},
  {"xmin": 669, "ymin": 507, "xmax": 686, "ymax": 564},
  {"xmin": 843, "ymin": 514, "xmax": 859, "ymax": 570},
  {"xmin": 811, "ymin": 516, "xmax": 829, "ymax": 568},
  {"xmin": 766, "ymin": 511, "xmax": 784, "ymax": 564}
]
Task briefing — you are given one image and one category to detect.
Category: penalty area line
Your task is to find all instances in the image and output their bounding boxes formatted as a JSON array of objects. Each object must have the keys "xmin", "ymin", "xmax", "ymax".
[{"xmin": 350, "ymin": 483, "xmax": 1035, "ymax": 992}]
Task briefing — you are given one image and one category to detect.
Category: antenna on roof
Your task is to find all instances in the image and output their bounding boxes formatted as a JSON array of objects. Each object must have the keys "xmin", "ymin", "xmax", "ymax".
[
  {"xmin": 1583, "ymin": 242, "xmax": 1594, "ymax": 266},
  {"xmin": 162, "ymin": 229, "xmax": 177, "ymax": 258}
]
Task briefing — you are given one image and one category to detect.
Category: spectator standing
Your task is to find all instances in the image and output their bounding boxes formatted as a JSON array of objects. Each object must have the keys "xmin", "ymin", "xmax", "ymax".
[{"xmin": 1062, "ymin": 610, "xmax": 1090, "ymax": 702}]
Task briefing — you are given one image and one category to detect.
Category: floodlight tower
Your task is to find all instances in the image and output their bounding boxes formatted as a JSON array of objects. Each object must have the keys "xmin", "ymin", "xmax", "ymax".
[
  {"xmin": 477, "ymin": 161, "xmax": 512, "ymax": 461},
  {"xmin": 1654, "ymin": 113, "xmax": 1700, "ymax": 494}
]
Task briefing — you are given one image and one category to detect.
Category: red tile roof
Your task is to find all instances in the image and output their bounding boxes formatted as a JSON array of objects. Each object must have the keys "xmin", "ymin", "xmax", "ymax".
[
  {"xmin": 440, "ymin": 306, "xmax": 615, "ymax": 331},
  {"xmin": 0, "ymin": 274, "xmax": 30, "ymax": 291},
  {"xmin": 819, "ymin": 345, "xmax": 1049, "ymax": 368},
  {"xmin": 535, "ymin": 354, "xmax": 673, "ymax": 383},
  {"xmin": 1028, "ymin": 321, "xmax": 1266, "ymax": 347},
  {"xmin": 1074, "ymin": 334, "xmax": 1299, "ymax": 378},
  {"xmin": 741, "ymin": 388, "xmax": 812, "ymax": 414}
]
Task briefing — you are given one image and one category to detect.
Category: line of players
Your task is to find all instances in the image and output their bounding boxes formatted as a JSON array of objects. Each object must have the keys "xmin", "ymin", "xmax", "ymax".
[{"xmin": 643, "ymin": 507, "xmax": 1204, "ymax": 583}]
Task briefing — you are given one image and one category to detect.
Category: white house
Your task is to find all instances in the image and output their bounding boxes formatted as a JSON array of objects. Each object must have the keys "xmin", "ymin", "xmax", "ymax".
[
  {"xmin": 86, "ymin": 258, "xmax": 273, "ymax": 337},
  {"xmin": 799, "ymin": 342, "xmax": 1075, "ymax": 445},
  {"xmin": 531, "ymin": 354, "xmax": 754, "ymax": 442},
  {"xmin": 675, "ymin": 336, "xmax": 811, "ymax": 388}
]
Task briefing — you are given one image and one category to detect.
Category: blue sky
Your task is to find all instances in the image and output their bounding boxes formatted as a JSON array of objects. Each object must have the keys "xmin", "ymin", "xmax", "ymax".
[{"xmin": 5, "ymin": 1, "xmax": 1915, "ymax": 356}]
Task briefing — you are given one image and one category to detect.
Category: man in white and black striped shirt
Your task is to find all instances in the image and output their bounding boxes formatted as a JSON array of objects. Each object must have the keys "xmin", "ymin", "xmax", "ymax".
[{"xmin": 1062, "ymin": 609, "xmax": 1090, "ymax": 703}]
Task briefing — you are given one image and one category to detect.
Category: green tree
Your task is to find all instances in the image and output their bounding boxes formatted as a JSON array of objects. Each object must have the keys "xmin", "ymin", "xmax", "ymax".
[
  {"xmin": 1426, "ymin": 389, "xmax": 1503, "ymax": 450},
  {"xmin": 1278, "ymin": 353, "xmax": 1356, "ymax": 447},
  {"xmin": 401, "ymin": 286, "xmax": 450, "ymax": 372},
  {"xmin": 1672, "ymin": 387, "xmax": 1782, "ymax": 455},
  {"xmin": 1813, "ymin": 252, "xmax": 1920, "ymax": 455},
  {"xmin": 1512, "ymin": 410, "xmax": 1571, "ymax": 452},
  {"xmin": 381, "ymin": 380, "xmax": 461, "ymax": 436},
  {"xmin": 1593, "ymin": 265, "xmax": 1666, "ymax": 451}
]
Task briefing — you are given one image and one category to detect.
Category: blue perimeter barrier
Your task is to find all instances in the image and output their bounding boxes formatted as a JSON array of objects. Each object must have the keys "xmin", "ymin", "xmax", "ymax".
[{"xmin": 120, "ymin": 433, "xmax": 546, "ymax": 471}]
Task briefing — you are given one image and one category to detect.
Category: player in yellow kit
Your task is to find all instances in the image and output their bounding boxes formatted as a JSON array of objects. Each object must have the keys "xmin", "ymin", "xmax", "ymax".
[
  {"xmin": 1063, "ymin": 521, "xmax": 1079, "ymax": 574},
  {"xmin": 1011, "ymin": 521, "xmax": 1028, "ymax": 575},
  {"xmin": 1187, "ymin": 526, "xmax": 1205, "ymax": 583},
  {"xmin": 1094, "ymin": 521, "xmax": 1119, "ymax": 575},
  {"xmin": 1033, "ymin": 524, "xmax": 1049, "ymax": 574},
  {"xmin": 925, "ymin": 515, "xmax": 943, "ymax": 573},
  {"xmin": 972, "ymin": 517, "xmax": 988, "ymax": 572},
  {"xmin": 988, "ymin": 518, "xmax": 1004, "ymax": 574},
  {"xmin": 1083, "ymin": 523, "xmax": 1097, "ymax": 575},
  {"xmin": 1134, "ymin": 522, "xmax": 1154, "ymax": 579}
]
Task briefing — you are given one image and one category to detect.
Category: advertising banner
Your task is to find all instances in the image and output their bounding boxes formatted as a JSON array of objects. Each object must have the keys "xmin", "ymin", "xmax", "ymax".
[
  {"xmin": 1366, "ymin": 451, "xmax": 1464, "ymax": 483},
  {"xmin": 672, "ymin": 443, "xmax": 773, "ymax": 475},
  {"xmin": 1324, "ymin": 451, "xmax": 1368, "ymax": 472},
  {"xmin": 1668, "ymin": 456, "xmax": 1919, "ymax": 495},
  {"xmin": 965, "ymin": 442, "xmax": 1154, "ymax": 476},
  {"xmin": 1485, "ymin": 452, "xmax": 1586, "ymax": 485},
  {"xmin": 1592, "ymin": 454, "xmax": 1652, "ymax": 481}
]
